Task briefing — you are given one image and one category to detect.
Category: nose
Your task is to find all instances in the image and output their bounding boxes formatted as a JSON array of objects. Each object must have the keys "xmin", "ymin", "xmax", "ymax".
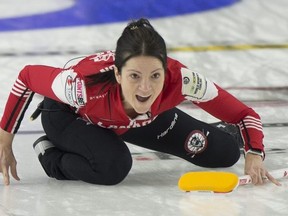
[{"xmin": 138, "ymin": 78, "xmax": 152, "ymax": 92}]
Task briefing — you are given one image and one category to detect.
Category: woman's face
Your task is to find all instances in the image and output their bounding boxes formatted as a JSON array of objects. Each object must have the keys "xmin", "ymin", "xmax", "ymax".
[{"xmin": 114, "ymin": 55, "xmax": 165, "ymax": 116}]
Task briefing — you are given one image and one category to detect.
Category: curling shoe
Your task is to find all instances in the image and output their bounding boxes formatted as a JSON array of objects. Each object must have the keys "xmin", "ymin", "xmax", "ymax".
[
  {"xmin": 33, "ymin": 135, "xmax": 55, "ymax": 158},
  {"xmin": 210, "ymin": 121, "xmax": 244, "ymax": 150}
]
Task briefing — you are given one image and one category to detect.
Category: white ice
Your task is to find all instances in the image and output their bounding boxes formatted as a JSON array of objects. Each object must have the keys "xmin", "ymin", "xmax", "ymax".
[{"xmin": 0, "ymin": 0, "xmax": 288, "ymax": 215}]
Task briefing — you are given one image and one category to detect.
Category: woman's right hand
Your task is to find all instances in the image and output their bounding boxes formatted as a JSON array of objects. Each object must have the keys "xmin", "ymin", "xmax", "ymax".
[{"xmin": 0, "ymin": 128, "xmax": 20, "ymax": 185}]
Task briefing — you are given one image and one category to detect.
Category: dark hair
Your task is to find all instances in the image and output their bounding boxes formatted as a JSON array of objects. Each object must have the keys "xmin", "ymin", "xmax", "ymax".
[
  {"xmin": 86, "ymin": 18, "xmax": 167, "ymax": 87},
  {"xmin": 115, "ymin": 18, "xmax": 167, "ymax": 72}
]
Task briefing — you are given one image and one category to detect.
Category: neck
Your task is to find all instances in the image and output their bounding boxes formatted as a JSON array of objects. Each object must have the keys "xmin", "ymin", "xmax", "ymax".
[
  {"xmin": 122, "ymin": 100, "xmax": 139, "ymax": 119},
  {"xmin": 125, "ymin": 108, "xmax": 139, "ymax": 119}
]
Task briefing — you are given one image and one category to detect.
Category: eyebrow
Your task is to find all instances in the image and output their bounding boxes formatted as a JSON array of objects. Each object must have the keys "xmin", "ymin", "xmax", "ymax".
[{"xmin": 127, "ymin": 68, "xmax": 163, "ymax": 73}]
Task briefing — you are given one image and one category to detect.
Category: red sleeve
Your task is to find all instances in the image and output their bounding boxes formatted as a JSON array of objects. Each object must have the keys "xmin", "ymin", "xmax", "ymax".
[
  {"xmin": 0, "ymin": 51, "xmax": 115, "ymax": 134},
  {"xmin": 166, "ymin": 57, "xmax": 264, "ymax": 153},
  {"xmin": 195, "ymin": 85, "xmax": 264, "ymax": 152},
  {"xmin": 0, "ymin": 65, "xmax": 65, "ymax": 133}
]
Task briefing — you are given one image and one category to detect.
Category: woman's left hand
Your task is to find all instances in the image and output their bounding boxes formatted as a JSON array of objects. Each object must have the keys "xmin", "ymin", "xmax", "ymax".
[{"xmin": 244, "ymin": 153, "xmax": 281, "ymax": 186}]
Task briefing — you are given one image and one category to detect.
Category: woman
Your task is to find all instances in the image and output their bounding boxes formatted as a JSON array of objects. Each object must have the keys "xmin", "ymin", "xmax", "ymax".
[{"xmin": 0, "ymin": 18, "xmax": 279, "ymax": 186}]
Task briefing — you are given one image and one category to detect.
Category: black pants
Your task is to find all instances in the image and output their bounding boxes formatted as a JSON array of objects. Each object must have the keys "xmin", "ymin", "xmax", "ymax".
[{"xmin": 39, "ymin": 98, "xmax": 240, "ymax": 185}]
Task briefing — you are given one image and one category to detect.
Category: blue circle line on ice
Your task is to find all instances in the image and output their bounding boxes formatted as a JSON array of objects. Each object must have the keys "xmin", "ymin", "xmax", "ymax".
[{"xmin": 0, "ymin": 0, "xmax": 239, "ymax": 31}]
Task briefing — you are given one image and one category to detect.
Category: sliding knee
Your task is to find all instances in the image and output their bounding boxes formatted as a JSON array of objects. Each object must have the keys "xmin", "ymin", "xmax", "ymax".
[
  {"xmin": 99, "ymin": 156, "xmax": 133, "ymax": 185},
  {"xmin": 60, "ymin": 153, "xmax": 132, "ymax": 185}
]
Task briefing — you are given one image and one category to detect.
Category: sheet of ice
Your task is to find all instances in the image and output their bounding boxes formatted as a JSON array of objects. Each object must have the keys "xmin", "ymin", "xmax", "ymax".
[{"xmin": 0, "ymin": 0, "xmax": 288, "ymax": 215}]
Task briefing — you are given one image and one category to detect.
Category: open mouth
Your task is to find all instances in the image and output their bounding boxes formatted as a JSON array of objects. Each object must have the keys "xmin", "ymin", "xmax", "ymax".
[{"xmin": 136, "ymin": 95, "xmax": 151, "ymax": 102}]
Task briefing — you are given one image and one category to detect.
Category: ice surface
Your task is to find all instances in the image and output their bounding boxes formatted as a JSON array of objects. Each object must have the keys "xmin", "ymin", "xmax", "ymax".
[{"xmin": 0, "ymin": 0, "xmax": 288, "ymax": 215}]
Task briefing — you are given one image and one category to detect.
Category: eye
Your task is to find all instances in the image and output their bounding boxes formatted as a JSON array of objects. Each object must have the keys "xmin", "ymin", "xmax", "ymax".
[
  {"xmin": 130, "ymin": 73, "xmax": 140, "ymax": 79},
  {"xmin": 151, "ymin": 73, "xmax": 161, "ymax": 79}
]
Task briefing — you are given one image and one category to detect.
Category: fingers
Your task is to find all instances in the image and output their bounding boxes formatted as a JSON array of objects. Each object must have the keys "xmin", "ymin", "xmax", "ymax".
[
  {"xmin": 1, "ymin": 162, "xmax": 20, "ymax": 185},
  {"xmin": 10, "ymin": 160, "xmax": 20, "ymax": 181},
  {"xmin": 0, "ymin": 156, "xmax": 20, "ymax": 185},
  {"xmin": 257, "ymin": 169, "xmax": 266, "ymax": 185},
  {"xmin": 249, "ymin": 171, "xmax": 263, "ymax": 185},
  {"xmin": 266, "ymin": 172, "xmax": 281, "ymax": 186},
  {"xmin": 250, "ymin": 169, "xmax": 281, "ymax": 186},
  {"xmin": 1, "ymin": 162, "xmax": 10, "ymax": 185}
]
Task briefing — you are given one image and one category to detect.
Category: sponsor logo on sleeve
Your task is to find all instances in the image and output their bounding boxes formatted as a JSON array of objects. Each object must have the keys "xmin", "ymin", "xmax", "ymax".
[
  {"xmin": 75, "ymin": 78, "xmax": 86, "ymax": 106},
  {"xmin": 181, "ymin": 68, "xmax": 207, "ymax": 100},
  {"xmin": 64, "ymin": 76, "xmax": 86, "ymax": 107},
  {"xmin": 65, "ymin": 75, "xmax": 74, "ymax": 105}
]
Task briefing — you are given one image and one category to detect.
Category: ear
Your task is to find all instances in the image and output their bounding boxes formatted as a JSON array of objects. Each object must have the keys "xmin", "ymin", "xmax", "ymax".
[{"xmin": 113, "ymin": 66, "xmax": 121, "ymax": 84}]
